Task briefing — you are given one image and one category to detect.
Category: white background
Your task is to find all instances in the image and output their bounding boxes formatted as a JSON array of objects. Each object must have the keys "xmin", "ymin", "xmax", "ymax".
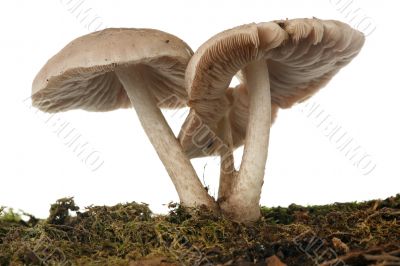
[{"xmin": 0, "ymin": 0, "xmax": 399, "ymax": 218}]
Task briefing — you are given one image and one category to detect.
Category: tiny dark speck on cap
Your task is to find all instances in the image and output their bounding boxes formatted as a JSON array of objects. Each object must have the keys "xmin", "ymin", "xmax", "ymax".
[
  {"xmin": 165, "ymin": 39, "xmax": 170, "ymax": 43},
  {"xmin": 206, "ymin": 141, "xmax": 213, "ymax": 149}
]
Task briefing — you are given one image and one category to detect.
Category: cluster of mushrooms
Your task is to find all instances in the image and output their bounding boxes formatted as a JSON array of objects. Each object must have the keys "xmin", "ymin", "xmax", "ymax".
[{"xmin": 32, "ymin": 18, "xmax": 364, "ymax": 223}]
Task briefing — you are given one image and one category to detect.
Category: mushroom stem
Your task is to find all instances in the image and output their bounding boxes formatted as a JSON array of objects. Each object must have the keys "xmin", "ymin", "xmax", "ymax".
[
  {"xmin": 217, "ymin": 116, "xmax": 236, "ymax": 202},
  {"xmin": 115, "ymin": 65, "xmax": 217, "ymax": 210},
  {"xmin": 220, "ymin": 60, "xmax": 271, "ymax": 222}
]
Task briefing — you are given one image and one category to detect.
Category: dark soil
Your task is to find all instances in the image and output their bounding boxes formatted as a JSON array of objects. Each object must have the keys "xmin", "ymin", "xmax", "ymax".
[{"xmin": 1, "ymin": 195, "xmax": 399, "ymax": 266}]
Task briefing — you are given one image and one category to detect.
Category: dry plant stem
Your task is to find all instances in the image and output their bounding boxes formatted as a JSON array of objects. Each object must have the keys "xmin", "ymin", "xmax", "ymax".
[
  {"xmin": 218, "ymin": 116, "xmax": 235, "ymax": 202},
  {"xmin": 221, "ymin": 60, "xmax": 271, "ymax": 222},
  {"xmin": 115, "ymin": 65, "xmax": 216, "ymax": 209}
]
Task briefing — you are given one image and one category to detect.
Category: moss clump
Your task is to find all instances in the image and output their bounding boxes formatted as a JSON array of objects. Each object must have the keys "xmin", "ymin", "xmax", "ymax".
[
  {"xmin": 1, "ymin": 195, "xmax": 399, "ymax": 265},
  {"xmin": 0, "ymin": 208, "xmax": 22, "ymax": 223}
]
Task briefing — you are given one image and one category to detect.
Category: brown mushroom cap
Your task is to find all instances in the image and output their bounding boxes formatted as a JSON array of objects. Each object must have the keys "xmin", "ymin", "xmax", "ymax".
[
  {"xmin": 187, "ymin": 18, "xmax": 364, "ymax": 106},
  {"xmin": 266, "ymin": 18, "xmax": 364, "ymax": 108},
  {"xmin": 179, "ymin": 84, "xmax": 278, "ymax": 158},
  {"xmin": 179, "ymin": 18, "xmax": 364, "ymax": 158},
  {"xmin": 32, "ymin": 28, "xmax": 193, "ymax": 112}
]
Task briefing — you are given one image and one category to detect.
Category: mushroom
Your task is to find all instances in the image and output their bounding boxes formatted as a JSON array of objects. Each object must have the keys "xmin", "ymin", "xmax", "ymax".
[
  {"xmin": 31, "ymin": 28, "xmax": 216, "ymax": 210},
  {"xmin": 181, "ymin": 18, "xmax": 365, "ymax": 222}
]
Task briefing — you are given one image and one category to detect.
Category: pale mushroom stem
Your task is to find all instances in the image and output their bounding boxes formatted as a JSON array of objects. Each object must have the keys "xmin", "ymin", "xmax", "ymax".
[
  {"xmin": 115, "ymin": 65, "xmax": 217, "ymax": 210},
  {"xmin": 217, "ymin": 116, "xmax": 236, "ymax": 202},
  {"xmin": 221, "ymin": 60, "xmax": 271, "ymax": 222}
]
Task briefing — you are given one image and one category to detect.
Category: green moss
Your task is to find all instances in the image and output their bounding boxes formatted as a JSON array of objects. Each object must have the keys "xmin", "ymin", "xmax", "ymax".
[
  {"xmin": 0, "ymin": 208, "xmax": 22, "ymax": 223},
  {"xmin": 0, "ymin": 195, "xmax": 399, "ymax": 265}
]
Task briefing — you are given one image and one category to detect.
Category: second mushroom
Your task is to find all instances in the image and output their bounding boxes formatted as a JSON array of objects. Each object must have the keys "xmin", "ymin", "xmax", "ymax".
[{"xmin": 180, "ymin": 18, "xmax": 365, "ymax": 223}]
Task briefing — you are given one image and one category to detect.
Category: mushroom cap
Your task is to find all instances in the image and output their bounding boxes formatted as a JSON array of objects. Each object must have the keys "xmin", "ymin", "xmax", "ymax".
[
  {"xmin": 32, "ymin": 28, "xmax": 193, "ymax": 112},
  {"xmin": 180, "ymin": 18, "xmax": 364, "ymax": 158},
  {"xmin": 179, "ymin": 84, "xmax": 279, "ymax": 158},
  {"xmin": 266, "ymin": 18, "xmax": 365, "ymax": 108}
]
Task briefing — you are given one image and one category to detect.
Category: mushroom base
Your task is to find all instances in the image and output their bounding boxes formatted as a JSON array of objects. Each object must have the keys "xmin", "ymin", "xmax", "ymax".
[{"xmin": 220, "ymin": 60, "xmax": 272, "ymax": 223}]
